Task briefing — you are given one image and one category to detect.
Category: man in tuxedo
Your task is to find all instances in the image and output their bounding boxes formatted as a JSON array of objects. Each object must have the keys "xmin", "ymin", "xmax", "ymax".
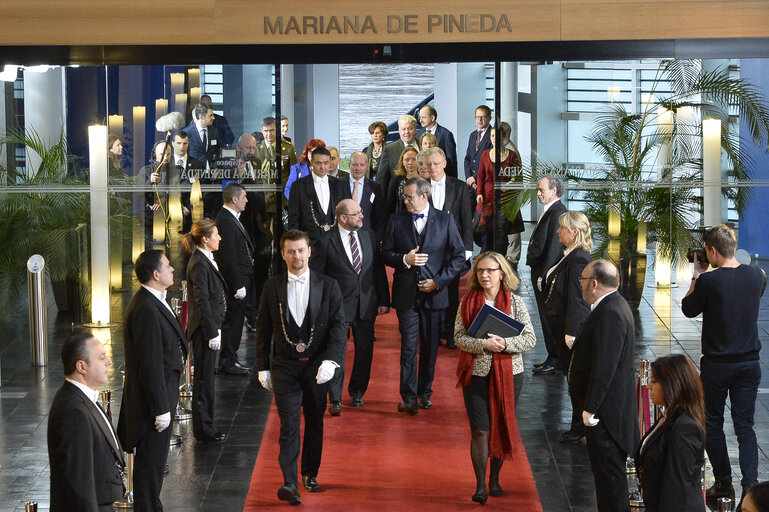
[
  {"xmin": 337, "ymin": 152, "xmax": 387, "ymax": 241},
  {"xmin": 527, "ymin": 175, "xmax": 567, "ymax": 373},
  {"xmin": 214, "ymin": 183, "xmax": 253, "ymax": 376},
  {"xmin": 48, "ymin": 332, "xmax": 125, "ymax": 512},
  {"xmin": 117, "ymin": 250, "xmax": 187, "ymax": 512},
  {"xmin": 382, "ymin": 178, "xmax": 465, "ymax": 414},
  {"xmin": 255, "ymin": 230, "xmax": 347, "ymax": 505},
  {"xmin": 182, "ymin": 103, "xmax": 219, "ymax": 168},
  {"xmin": 463, "ymin": 105, "xmax": 493, "ymax": 188},
  {"xmin": 320, "ymin": 199, "xmax": 390, "ymax": 414},
  {"xmin": 287, "ymin": 146, "xmax": 341, "ymax": 269},
  {"xmin": 170, "ymin": 131, "xmax": 204, "ymax": 234},
  {"xmin": 417, "ymin": 105, "xmax": 458, "ymax": 178},
  {"xmin": 200, "ymin": 94, "xmax": 234, "ymax": 147},
  {"xmin": 568, "ymin": 260, "xmax": 637, "ymax": 512},
  {"xmin": 376, "ymin": 114, "xmax": 418, "ymax": 196},
  {"xmin": 425, "ymin": 147, "xmax": 473, "ymax": 348}
]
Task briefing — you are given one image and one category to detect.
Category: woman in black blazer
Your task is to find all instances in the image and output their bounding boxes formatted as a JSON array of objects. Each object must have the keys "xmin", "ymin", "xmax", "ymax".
[
  {"xmin": 182, "ymin": 219, "xmax": 228, "ymax": 443},
  {"xmin": 634, "ymin": 354, "xmax": 705, "ymax": 512},
  {"xmin": 542, "ymin": 211, "xmax": 592, "ymax": 442}
]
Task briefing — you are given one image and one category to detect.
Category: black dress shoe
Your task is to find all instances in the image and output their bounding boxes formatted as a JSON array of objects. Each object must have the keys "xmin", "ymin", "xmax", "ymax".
[
  {"xmin": 234, "ymin": 361, "xmax": 252, "ymax": 370},
  {"xmin": 532, "ymin": 364, "xmax": 556, "ymax": 374},
  {"xmin": 301, "ymin": 475, "xmax": 322, "ymax": 492},
  {"xmin": 532, "ymin": 360, "xmax": 549, "ymax": 369},
  {"xmin": 244, "ymin": 319, "xmax": 257, "ymax": 332},
  {"xmin": 278, "ymin": 483, "xmax": 302, "ymax": 505},
  {"xmin": 328, "ymin": 401, "xmax": 342, "ymax": 416},
  {"xmin": 222, "ymin": 365, "xmax": 249, "ymax": 376},
  {"xmin": 350, "ymin": 396, "xmax": 363, "ymax": 408},
  {"xmin": 397, "ymin": 401, "xmax": 418, "ymax": 415},
  {"xmin": 197, "ymin": 432, "xmax": 227, "ymax": 444},
  {"xmin": 559, "ymin": 430, "xmax": 585, "ymax": 444},
  {"xmin": 472, "ymin": 490, "xmax": 488, "ymax": 505},
  {"xmin": 418, "ymin": 397, "xmax": 433, "ymax": 409},
  {"xmin": 444, "ymin": 340, "xmax": 457, "ymax": 349}
]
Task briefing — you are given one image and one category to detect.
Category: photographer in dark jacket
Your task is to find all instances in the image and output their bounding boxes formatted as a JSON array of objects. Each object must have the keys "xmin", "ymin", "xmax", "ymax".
[{"xmin": 682, "ymin": 224, "xmax": 764, "ymax": 509}]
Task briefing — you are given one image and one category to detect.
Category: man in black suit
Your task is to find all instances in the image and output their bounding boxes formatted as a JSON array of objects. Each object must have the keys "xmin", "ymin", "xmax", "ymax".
[
  {"xmin": 337, "ymin": 151, "xmax": 387, "ymax": 241},
  {"xmin": 425, "ymin": 147, "xmax": 473, "ymax": 348},
  {"xmin": 182, "ymin": 103, "xmax": 219, "ymax": 168},
  {"xmin": 319, "ymin": 199, "xmax": 390, "ymax": 414},
  {"xmin": 568, "ymin": 260, "xmax": 638, "ymax": 512},
  {"xmin": 214, "ymin": 183, "xmax": 253, "ymax": 376},
  {"xmin": 527, "ymin": 175, "xmax": 567, "ymax": 373},
  {"xmin": 117, "ymin": 250, "xmax": 188, "ymax": 512},
  {"xmin": 382, "ymin": 178, "xmax": 465, "ymax": 414},
  {"xmin": 170, "ymin": 131, "xmax": 204, "ymax": 234},
  {"xmin": 463, "ymin": 105, "xmax": 493, "ymax": 188},
  {"xmin": 376, "ymin": 114, "xmax": 419, "ymax": 196},
  {"xmin": 48, "ymin": 332, "xmax": 125, "ymax": 512},
  {"xmin": 255, "ymin": 230, "xmax": 347, "ymax": 505},
  {"xmin": 287, "ymin": 146, "xmax": 341, "ymax": 269},
  {"xmin": 201, "ymin": 94, "xmax": 234, "ymax": 147},
  {"xmin": 417, "ymin": 105, "xmax": 458, "ymax": 178}
]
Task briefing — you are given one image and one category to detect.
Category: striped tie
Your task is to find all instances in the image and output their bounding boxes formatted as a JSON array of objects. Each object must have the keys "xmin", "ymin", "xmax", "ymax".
[{"xmin": 350, "ymin": 232, "xmax": 361, "ymax": 275}]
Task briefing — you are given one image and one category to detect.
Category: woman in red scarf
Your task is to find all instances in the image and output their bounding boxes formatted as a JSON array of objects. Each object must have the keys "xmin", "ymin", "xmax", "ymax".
[{"xmin": 455, "ymin": 251, "xmax": 536, "ymax": 504}]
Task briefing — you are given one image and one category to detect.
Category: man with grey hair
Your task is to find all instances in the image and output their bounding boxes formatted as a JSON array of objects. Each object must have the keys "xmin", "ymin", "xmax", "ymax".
[
  {"xmin": 527, "ymin": 174, "xmax": 567, "ymax": 374},
  {"xmin": 326, "ymin": 146, "xmax": 349, "ymax": 181},
  {"xmin": 569, "ymin": 259, "xmax": 637, "ymax": 511},
  {"xmin": 382, "ymin": 177, "xmax": 465, "ymax": 415},
  {"xmin": 376, "ymin": 114, "xmax": 419, "ymax": 195}
]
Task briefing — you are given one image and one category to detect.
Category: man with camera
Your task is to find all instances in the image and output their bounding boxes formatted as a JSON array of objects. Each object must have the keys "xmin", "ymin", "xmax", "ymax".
[{"xmin": 682, "ymin": 224, "xmax": 765, "ymax": 509}]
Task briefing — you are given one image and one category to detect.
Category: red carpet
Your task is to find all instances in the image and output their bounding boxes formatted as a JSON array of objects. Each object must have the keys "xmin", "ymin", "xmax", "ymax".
[{"xmin": 243, "ymin": 307, "xmax": 542, "ymax": 511}]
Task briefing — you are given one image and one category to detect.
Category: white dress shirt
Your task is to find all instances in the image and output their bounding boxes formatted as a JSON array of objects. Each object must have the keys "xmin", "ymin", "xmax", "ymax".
[
  {"xmin": 65, "ymin": 377, "xmax": 121, "ymax": 450},
  {"xmin": 538, "ymin": 198, "xmax": 559, "ymax": 224},
  {"xmin": 430, "ymin": 175, "xmax": 446, "ymax": 211},
  {"xmin": 197, "ymin": 247, "xmax": 219, "ymax": 271},
  {"xmin": 287, "ymin": 270, "xmax": 310, "ymax": 326},
  {"xmin": 591, "ymin": 289, "xmax": 617, "ymax": 311},
  {"xmin": 338, "ymin": 226, "xmax": 363, "ymax": 268},
  {"xmin": 312, "ymin": 173, "xmax": 330, "ymax": 214},
  {"xmin": 141, "ymin": 284, "xmax": 175, "ymax": 315},
  {"xmin": 223, "ymin": 205, "xmax": 240, "ymax": 220}
]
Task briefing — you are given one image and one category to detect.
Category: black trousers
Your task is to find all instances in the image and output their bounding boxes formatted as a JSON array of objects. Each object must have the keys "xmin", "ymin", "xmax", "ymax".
[
  {"xmin": 327, "ymin": 314, "xmax": 376, "ymax": 402},
  {"xmin": 442, "ymin": 274, "xmax": 462, "ymax": 341},
  {"xmin": 191, "ymin": 329, "xmax": 217, "ymax": 439},
  {"xmin": 272, "ymin": 357, "xmax": 329, "ymax": 486},
  {"xmin": 396, "ymin": 304, "xmax": 442, "ymax": 404},
  {"xmin": 133, "ymin": 375, "xmax": 178, "ymax": 512},
  {"xmin": 531, "ymin": 272, "xmax": 560, "ymax": 369},
  {"xmin": 547, "ymin": 315, "xmax": 583, "ymax": 434},
  {"xmin": 220, "ymin": 281, "xmax": 250, "ymax": 368},
  {"xmin": 585, "ymin": 420, "xmax": 630, "ymax": 512}
]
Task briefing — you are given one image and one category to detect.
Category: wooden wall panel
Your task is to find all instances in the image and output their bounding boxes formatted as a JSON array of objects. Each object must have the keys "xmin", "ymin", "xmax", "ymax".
[{"xmin": 1, "ymin": 0, "xmax": 768, "ymax": 46}]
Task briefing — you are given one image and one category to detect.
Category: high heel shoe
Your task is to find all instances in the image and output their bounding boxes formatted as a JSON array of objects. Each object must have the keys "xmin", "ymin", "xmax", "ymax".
[{"xmin": 472, "ymin": 491, "xmax": 488, "ymax": 505}]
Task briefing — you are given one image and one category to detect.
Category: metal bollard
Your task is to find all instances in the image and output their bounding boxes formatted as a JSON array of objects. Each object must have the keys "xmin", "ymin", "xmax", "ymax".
[
  {"xmin": 25, "ymin": 502, "xmax": 37, "ymax": 512},
  {"xmin": 113, "ymin": 452, "xmax": 134, "ymax": 509},
  {"xmin": 27, "ymin": 255, "xmax": 47, "ymax": 366},
  {"xmin": 719, "ymin": 497, "xmax": 734, "ymax": 511},
  {"xmin": 626, "ymin": 457, "xmax": 643, "ymax": 507}
]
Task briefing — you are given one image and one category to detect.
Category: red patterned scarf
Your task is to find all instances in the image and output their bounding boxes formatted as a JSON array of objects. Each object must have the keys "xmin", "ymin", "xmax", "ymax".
[{"xmin": 456, "ymin": 287, "xmax": 518, "ymax": 460}]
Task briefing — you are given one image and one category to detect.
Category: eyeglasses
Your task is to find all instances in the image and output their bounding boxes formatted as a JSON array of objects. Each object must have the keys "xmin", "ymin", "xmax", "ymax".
[
  {"xmin": 477, "ymin": 267, "xmax": 501, "ymax": 275},
  {"xmin": 344, "ymin": 210, "xmax": 363, "ymax": 217},
  {"xmin": 578, "ymin": 275, "xmax": 596, "ymax": 282}
]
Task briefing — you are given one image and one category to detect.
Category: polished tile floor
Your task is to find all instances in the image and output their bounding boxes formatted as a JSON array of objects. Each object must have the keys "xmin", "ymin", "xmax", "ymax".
[{"xmin": 0, "ymin": 257, "xmax": 767, "ymax": 511}]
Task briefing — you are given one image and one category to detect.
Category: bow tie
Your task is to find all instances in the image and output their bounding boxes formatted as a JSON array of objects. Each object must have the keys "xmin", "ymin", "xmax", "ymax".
[
  {"xmin": 431, "ymin": 180, "xmax": 443, "ymax": 187},
  {"xmin": 288, "ymin": 273, "xmax": 307, "ymax": 285},
  {"xmin": 412, "ymin": 213, "xmax": 425, "ymax": 221},
  {"xmin": 315, "ymin": 176, "xmax": 328, "ymax": 184}
]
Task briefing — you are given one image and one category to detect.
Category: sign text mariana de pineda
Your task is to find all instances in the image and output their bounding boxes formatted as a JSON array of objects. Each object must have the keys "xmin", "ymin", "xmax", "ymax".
[{"xmin": 264, "ymin": 14, "xmax": 513, "ymax": 35}]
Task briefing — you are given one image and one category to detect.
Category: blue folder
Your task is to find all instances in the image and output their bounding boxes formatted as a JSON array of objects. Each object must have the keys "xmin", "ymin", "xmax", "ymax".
[{"xmin": 468, "ymin": 304, "xmax": 525, "ymax": 339}]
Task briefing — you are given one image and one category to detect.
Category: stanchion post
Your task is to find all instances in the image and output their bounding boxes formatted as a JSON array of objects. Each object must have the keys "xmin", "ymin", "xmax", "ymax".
[
  {"xmin": 100, "ymin": 389, "xmax": 112, "ymax": 422},
  {"xmin": 113, "ymin": 451, "xmax": 134, "ymax": 509},
  {"xmin": 24, "ymin": 501, "xmax": 38, "ymax": 512},
  {"xmin": 27, "ymin": 255, "xmax": 47, "ymax": 366}
]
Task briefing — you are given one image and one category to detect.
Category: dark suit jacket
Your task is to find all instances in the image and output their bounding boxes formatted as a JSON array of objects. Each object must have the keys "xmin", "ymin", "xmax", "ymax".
[
  {"xmin": 433, "ymin": 176, "xmax": 474, "ymax": 252},
  {"xmin": 362, "ymin": 142, "xmax": 385, "ymax": 181},
  {"xmin": 382, "ymin": 206, "xmax": 465, "ymax": 310},
  {"xmin": 186, "ymin": 250, "xmax": 227, "ymax": 341},
  {"xmin": 463, "ymin": 127, "xmax": 492, "ymax": 180},
  {"xmin": 544, "ymin": 248, "xmax": 592, "ymax": 337},
  {"xmin": 48, "ymin": 381, "xmax": 124, "ymax": 512},
  {"xmin": 634, "ymin": 414, "xmax": 705, "ymax": 512},
  {"xmin": 317, "ymin": 228, "xmax": 390, "ymax": 322},
  {"xmin": 337, "ymin": 176, "xmax": 387, "ymax": 240},
  {"xmin": 182, "ymin": 123, "xmax": 220, "ymax": 167},
  {"xmin": 526, "ymin": 199, "xmax": 567, "ymax": 279},
  {"xmin": 376, "ymin": 139, "xmax": 415, "ymax": 198},
  {"xmin": 117, "ymin": 287, "xmax": 187, "ymax": 451},
  {"xmin": 568, "ymin": 291, "xmax": 638, "ymax": 454},
  {"xmin": 214, "ymin": 208, "xmax": 254, "ymax": 292},
  {"xmin": 211, "ymin": 113, "xmax": 234, "ymax": 147},
  {"xmin": 254, "ymin": 271, "xmax": 347, "ymax": 371},
  {"xmin": 417, "ymin": 124, "xmax": 458, "ymax": 178},
  {"xmin": 287, "ymin": 174, "xmax": 342, "ymax": 243}
]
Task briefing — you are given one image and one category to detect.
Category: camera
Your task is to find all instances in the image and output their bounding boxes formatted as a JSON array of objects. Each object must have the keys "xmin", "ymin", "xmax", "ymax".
[{"xmin": 687, "ymin": 247, "xmax": 707, "ymax": 263}]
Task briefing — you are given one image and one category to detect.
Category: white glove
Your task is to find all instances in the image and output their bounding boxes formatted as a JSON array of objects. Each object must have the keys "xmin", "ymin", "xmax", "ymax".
[
  {"xmin": 155, "ymin": 412, "xmax": 171, "ymax": 432},
  {"xmin": 582, "ymin": 410, "xmax": 600, "ymax": 427},
  {"xmin": 316, "ymin": 360, "xmax": 338, "ymax": 385},
  {"xmin": 234, "ymin": 287, "xmax": 246, "ymax": 299},
  {"xmin": 209, "ymin": 330, "xmax": 221, "ymax": 350},
  {"xmin": 258, "ymin": 370, "xmax": 273, "ymax": 391}
]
